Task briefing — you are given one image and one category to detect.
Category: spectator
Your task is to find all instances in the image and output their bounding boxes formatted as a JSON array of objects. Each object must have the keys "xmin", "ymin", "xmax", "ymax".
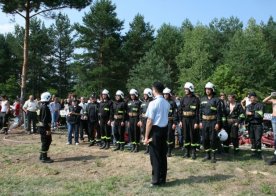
[
  {"xmin": 23, "ymin": 95, "xmax": 39, "ymax": 134},
  {"xmin": 8, "ymin": 99, "xmax": 21, "ymax": 133},
  {"xmin": 0, "ymin": 95, "xmax": 10, "ymax": 134},
  {"xmin": 79, "ymin": 97, "xmax": 88, "ymax": 141},
  {"xmin": 49, "ymin": 97, "xmax": 61, "ymax": 130}
]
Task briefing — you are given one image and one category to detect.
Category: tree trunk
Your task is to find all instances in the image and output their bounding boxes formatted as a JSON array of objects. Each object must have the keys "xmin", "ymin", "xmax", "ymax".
[{"xmin": 20, "ymin": 0, "xmax": 30, "ymax": 102}]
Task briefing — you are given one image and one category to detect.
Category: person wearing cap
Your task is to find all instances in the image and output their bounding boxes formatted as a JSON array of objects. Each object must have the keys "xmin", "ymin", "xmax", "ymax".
[
  {"xmin": 86, "ymin": 93, "xmax": 100, "ymax": 146},
  {"xmin": 98, "ymin": 89, "xmax": 113, "ymax": 149},
  {"xmin": 139, "ymin": 88, "xmax": 153, "ymax": 154},
  {"xmin": 127, "ymin": 89, "xmax": 141, "ymax": 152},
  {"xmin": 38, "ymin": 92, "xmax": 53, "ymax": 163},
  {"xmin": 163, "ymin": 87, "xmax": 178, "ymax": 157},
  {"xmin": 111, "ymin": 90, "xmax": 127, "ymax": 151},
  {"xmin": 263, "ymin": 92, "xmax": 276, "ymax": 165},
  {"xmin": 224, "ymin": 94, "xmax": 245, "ymax": 154},
  {"xmin": 144, "ymin": 81, "xmax": 170, "ymax": 187},
  {"xmin": 199, "ymin": 82, "xmax": 222, "ymax": 163},
  {"xmin": 246, "ymin": 92, "xmax": 264, "ymax": 159},
  {"xmin": 179, "ymin": 82, "xmax": 200, "ymax": 159}
]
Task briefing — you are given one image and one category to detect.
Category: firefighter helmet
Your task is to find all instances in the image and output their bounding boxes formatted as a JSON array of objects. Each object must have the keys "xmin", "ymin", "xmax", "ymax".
[
  {"xmin": 163, "ymin": 87, "xmax": 171, "ymax": 94},
  {"xmin": 143, "ymin": 88, "xmax": 153, "ymax": 98},
  {"xmin": 184, "ymin": 82, "xmax": 195, "ymax": 92},
  {"xmin": 41, "ymin": 92, "xmax": 51, "ymax": 102},
  {"xmin": 102, "ymin": 89, "xmax": 109, "ymax": 97},
  {"xmin": 116, "ymin": 90, "xmax": 124, "ymax": 99},
  {"xmin": 205, "ymin": 82, "xmax": 215, "ymax": 92},
  {"xmin": 129, "ymin": 89, "xmax": 138, "ymax": 97},
  {"xmin": 218, "ymin": 129, "xmax": 228, "ymax": 141}
]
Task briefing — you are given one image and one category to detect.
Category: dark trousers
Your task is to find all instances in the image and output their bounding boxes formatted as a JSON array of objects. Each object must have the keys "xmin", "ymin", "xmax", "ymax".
[
  {"xmin": 39, "ymin": 126, "xmax": 52, "ymax": 153},
  {"xmin": 100, "ymin": 119, "xmax": 111, "ymax": 142},
  {"xmin": 141, "ymin": 118, "xmax": 147, "ymax": 137},
  {"xmin": 202, "ymin": 120, "xmax": 219, "ymax": 152},
  {"xmin": 167, "ymin": 121, "xmax": 175, "ymax": 148},
  {"xmin": 249, "ymin": 124, "xmax": 263, "ymax": 151},
  {"xmin": 224, "ymin": 121, "xmax": 239, "ymax": 149},
  {"xmin": 79, "ymin": 119, "xmax": 88, "ymax": 139},
  {"xmin": 182, "ymin": 117, "xmax": 200, "ymax": 148},
  {"xmin": 27, "ymin": 111, "xmax": 37, "ymax": 133},
  {"xmin": 149, "ymin": 126, "xmax": 168, "ymax": 184},
  {"xmin": 129, "ymin": 117, "xmax": 140, "ymax": 144},
  {"xmin": 0, "ymin": 112, "xmax": 8, "ymax": 131},
  {"xmin": 88, "ymin": 121, "xmax": 99, "ymax": 142},
  {"xmin": 113, "ymin": 120, "xmax": 125, "ymax": 144}
]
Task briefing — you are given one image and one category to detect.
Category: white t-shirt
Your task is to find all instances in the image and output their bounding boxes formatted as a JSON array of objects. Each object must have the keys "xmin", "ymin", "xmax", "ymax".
[
  {"xmin": 23, "ymin": 100, "xmax": 39, "ymax": 112},
  {"xmin": 1, "ymin": 100, "xmax": 9, "ymax": 112}
]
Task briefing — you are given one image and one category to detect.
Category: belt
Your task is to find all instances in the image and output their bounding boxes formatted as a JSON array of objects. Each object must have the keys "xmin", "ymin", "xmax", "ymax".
[
  {"xmin": 227, "ymin": 118, "xmax": 238, "ymax": 123},
  {"xmin": 168, "ymin": 116, "xmax": 174, "ymax": 121},
  {"xmin": 183, "ymin": 111, "xmax": 195, "ymax": 117},
  {"xmin": 128, "ymin": 112, "xmax": 138, "ymax": 117},
  {"xmin": 202, "ymin": 115, "xmax": 216, "ymax": 121},
  {"xmin": 114, "ymin": 115, "xmax": 123, "ymax": 120}
]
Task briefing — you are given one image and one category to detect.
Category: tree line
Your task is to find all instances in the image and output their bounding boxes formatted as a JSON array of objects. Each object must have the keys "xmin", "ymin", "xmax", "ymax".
[{"xmin": 0, "ymin": 0, "xmax": 275, "ymax": 101}]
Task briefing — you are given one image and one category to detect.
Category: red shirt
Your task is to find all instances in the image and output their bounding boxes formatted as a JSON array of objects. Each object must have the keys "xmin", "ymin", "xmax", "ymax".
[{"xmin": 14, "ymin": 103, "xmax": 20, "ymax": 116}]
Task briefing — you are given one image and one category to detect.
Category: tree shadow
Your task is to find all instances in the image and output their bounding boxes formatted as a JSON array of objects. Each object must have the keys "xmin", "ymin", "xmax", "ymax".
[
  {"xmin": 54, "ymin": 155, "xmax": 108, "ymax": 162},
  {"xmin": 165, "ymin": 174, "xmax": 234, "ymax": 187}
]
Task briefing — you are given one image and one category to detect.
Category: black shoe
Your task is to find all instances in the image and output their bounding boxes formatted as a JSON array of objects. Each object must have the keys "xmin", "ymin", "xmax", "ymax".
[
  {"xmin": 223, "ymin": 147, "xmax": 229, "ymax": 153},
  {"xmin": 144, "ymin": 146, "xmax": 149, "ymax": 154},
  {"xmin": 202, "ymin": 152, "xmax": 211, "ymax": 162},
  {"xmin": 113, "ymin": 144, "xmax": 120, "ymax": 151},
  {"xmin": 167, "ymin": 147, "xmax": 172, "ymax": 157},
  {"xmin": 40, "ymin": 153, "xmax": 53, "ymax": 163},
  {"xmin": 104, "ymin": 142, "xmax": 110, "ymax": 149},
  {"xmin": 267, "ymin": 155, "xmax": 276, "ymax": 165},
  {"xmin": 191, "ymin": 148, "xmax": 197, "ymax": 160},
  {"xmin": 234, "ymin": 148, "xmax": 240, "ymax": 154},
  {"xmin": 134, "ymin": 145, "xmax": 139, "ymax": 153},
  {"xmin": 120, "ymin": 144, "xmax": 125, "ymax": 151},
  {"xmin": 183, "ymin": 147, "xmax": 190, "ymax": 158},
  {"xmin": 211, "ymin": 152, "xmax": 217, "ymax": 163},
  {"xmin": 130, "ymin": 144, "xmax": 136, "ymax": 152},
  {"xmin": 100, "ymin": 141, "xmax": 106, "ymax": 149}
]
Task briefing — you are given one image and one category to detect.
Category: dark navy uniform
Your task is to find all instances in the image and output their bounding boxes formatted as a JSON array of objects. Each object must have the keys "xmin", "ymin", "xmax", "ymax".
[
  {"xmin": 86, "ymin": 100, "xmax": 99, "ymax": 146},
  {"xmin": 140, "ymin": 98, "xmax": 152, "ymax": 153},
  {"xmin": 246, "ymin": 102, "xmax": 264, "ymax": 156},
  {"xmin": 199, "ymin": 95, "xmax": 222, "ymax": 161},
  {"xmin": 111, "ymin": 99, "xmax": 127, "ymax": 151},
  {"xmin": 127, "ymin": 99, "xmax": 141, "ymax": 152},
  {"xmin": 166, "ymin": 99, "xmax": 178, "ymax": 157},
  {"xmin": 179, "ymin": 94, "xmax": 200, "ymax": 159},
  {"xmin": 98, "ymin": 99, "xmax": 112, "ymax": 149}
]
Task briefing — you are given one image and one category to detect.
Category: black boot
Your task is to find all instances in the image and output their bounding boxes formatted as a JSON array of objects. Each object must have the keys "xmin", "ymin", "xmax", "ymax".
[
  {"xmin": 202, "ymin": 151, "xmax": 211, "ymax": 162},
  {"xmin": 223, "ymin": 146, "xmax": 229, "ymax": 153},
  {"xmin": 256, "ymin": 151, "xmax": 263, "ymax": 160},
  {"xmin": 134, "ymin": 144, "xmax": 139, "ymax": 153},
  {"xmin": 233, "ymin": 148, "xmax": 240, "ymax": 154},
  {"xmin": 41, "ymin": 153, "xmax": 53, "ymax": 163},
  {"xmin": 104, "ymin": 142, "xmax": 110, "ymax": 149},
  {"xmin": 267, "ymin": 155, "xmax": 276, "ymax": 165},
  {"xmin": 211, "ymin": 151, "xmax": 217, "ymax": 163},
  {"xmin": 120, "ymin": 144, "xmax": 125, "ymax": 151},
  {"xmin": 89, "ymin": 140, "xmax": 95, "ymax": 147},
  {"xmin": 183, "ymin": 146, "xmax": 191, "ymax": 158},
  {"xmin": 250, "ymin": 150, "xmax": 257, "ymax": 158},
  {"xmin": 100, "ymin": 141, "xmax": 106, "ymax": 149},
  {"xmin": 144, "ymin": 145, "xmax": 149, "ymax": 154},
  {"xmin": 167, "ymin": 147, "xmax": 172, "ymax": 157},
  {"xmin": 130, "ymin": 144, "xmax": 136, "ymax": 152},
  {"xmin": 191, "ymin": 147, "xmax": 197, "ymax": 160},
  {"xmin": 113, "ymin": 143, "xmax": 120, "ymax": 151}
]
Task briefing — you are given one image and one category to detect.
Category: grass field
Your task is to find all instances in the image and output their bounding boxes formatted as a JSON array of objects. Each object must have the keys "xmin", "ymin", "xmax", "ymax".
[{"xmin": 1, "ymin": 129, "xmax": 276, "ymax": 196}]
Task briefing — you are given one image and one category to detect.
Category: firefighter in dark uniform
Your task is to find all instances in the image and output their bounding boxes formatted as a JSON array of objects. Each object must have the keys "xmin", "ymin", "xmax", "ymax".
[
  {"xmin": 163, "ymin": 87, "xmax": 178, "ymax": 157},
  {"xmin": 199, "ymin": 82, "xmax": 222, "ymax": 163},
  {"xmin": 99, "ymin": 89, "xmax": 112, "ymax": 150},
  {"xmin": 86, "ymin": 93, "xmax": 99, "ymax": 147},
  {"xmin": 139, "ymin": 88, "xmax": 153, "ymax": 154},
  {"xmin": 127, "ymin": 89, "xmax": 141, "ymax": 152},
  {"xmin": 219, "ymin": 93, "xmax": 229, "ymax": 153},
  {"xmin": 224, "ymin": 94, "xmax": 245, "ymax": 153},
  {"xmin": 246, "ymin": 92, "xmax": 264, "ymax": 159},
  {"xmin": 111, "ymin": 90, "xmax": 127, "ymax": 151},
  {"xmin": 179, "ymin": 82, "xmax": 200, "ymax": 160},
  {"xmin": 38, "ymin": 92, "xmax": 53, "ymax": 163}
]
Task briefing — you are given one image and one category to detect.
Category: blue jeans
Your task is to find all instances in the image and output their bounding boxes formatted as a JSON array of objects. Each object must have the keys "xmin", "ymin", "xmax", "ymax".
[
  {"xmin": 51, "ymin": 111, "xmax": 59, "ymax": 128},
  {"xmin": 272, "ymin": 116, "xmax": 276, "ymax": 149},
  {"xmin": 67, "ymin": 123, "xmax": 79, "ymax": 144}
]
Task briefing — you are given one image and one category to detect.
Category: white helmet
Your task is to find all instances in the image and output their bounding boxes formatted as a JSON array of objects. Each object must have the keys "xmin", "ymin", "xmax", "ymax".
[
  {"xmin": 41, "ymin": 92, "xmax": 51, "ymax": 102},
  {"xmin": 116, "ymin": 90, "xmax": 124, "ymax": 99},
  {"xmin": 184, "ymin": 82, "xmax": 195, "ymax": 92},
  {"xmin": 129, "ymin": 89, "xmax": 138, "ymax": 97},
  {"xmin": 143, "ymin": 88, "xmax": 153, "ymax": 98},
  {"xmin": 218, "ymin": 129, "xmax": 228, "ymax": 141},
  {"xmin": 163, "ymin": 87, "xmax": 171, "ymax": 94},
  {"xmin": 102, "ymin": 89, "xmax": 109, "ymax": 97},
  {"xmin": 205, "ymin": 82, "xmax": 215, "ymax": 92}
]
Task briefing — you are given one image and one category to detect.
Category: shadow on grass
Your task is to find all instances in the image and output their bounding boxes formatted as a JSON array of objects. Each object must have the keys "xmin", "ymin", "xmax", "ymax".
[
  {"xmin": 165, "ymin": 174, "xmax": 234, "ymax": 187},
  {"xmin": 54, "ymin": 155, "xmax": 108, "ymax": 162}
]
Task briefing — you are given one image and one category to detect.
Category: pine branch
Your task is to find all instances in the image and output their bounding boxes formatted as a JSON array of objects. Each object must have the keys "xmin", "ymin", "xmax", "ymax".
[{"xmin": 30, "ymin": 6, "xmax": 67, "ymax": 18}]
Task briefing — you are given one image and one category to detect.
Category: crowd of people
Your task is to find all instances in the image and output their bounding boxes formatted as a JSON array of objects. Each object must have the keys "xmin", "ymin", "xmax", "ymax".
[{"xmin": 1, "ymin": 82, "xmax": 276, "ymax": 166}]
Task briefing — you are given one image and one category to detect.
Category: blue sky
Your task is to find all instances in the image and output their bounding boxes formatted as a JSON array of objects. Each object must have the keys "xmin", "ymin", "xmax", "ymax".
[{"xmin": 0, "ymin": 0, "xmax": 275, "ymax": 34}]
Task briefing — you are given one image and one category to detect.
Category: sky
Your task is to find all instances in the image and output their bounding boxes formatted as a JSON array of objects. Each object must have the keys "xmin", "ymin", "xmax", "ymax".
[{"xmin": 0, "ymin": 0, "xmax": 276, "ymax": 34}]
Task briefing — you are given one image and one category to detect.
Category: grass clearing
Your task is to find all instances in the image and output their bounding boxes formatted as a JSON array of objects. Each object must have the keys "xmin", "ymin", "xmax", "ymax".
[{"xmin": 1, "ymin": 129, "xmax": 276, "ymax": 195}]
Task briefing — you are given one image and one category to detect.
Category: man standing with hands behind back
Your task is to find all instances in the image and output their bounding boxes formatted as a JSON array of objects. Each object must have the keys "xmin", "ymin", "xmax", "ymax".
[{"xmin": 144, "ymin": 81, "xmax": 170, "ymax": 187}]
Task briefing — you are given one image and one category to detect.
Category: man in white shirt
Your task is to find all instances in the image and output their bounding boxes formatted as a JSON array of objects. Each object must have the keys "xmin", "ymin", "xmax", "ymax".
[
  {"xmin": 23, "ymin": 95, "xmax": 39, "ymax": 134},
  {"xmin": 0, "ymin": 95, "xmax": 10, "ymax": 134},
  {"xmin": 144, "ymin": 81, "xmax": 170, "ymax": 187}
]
